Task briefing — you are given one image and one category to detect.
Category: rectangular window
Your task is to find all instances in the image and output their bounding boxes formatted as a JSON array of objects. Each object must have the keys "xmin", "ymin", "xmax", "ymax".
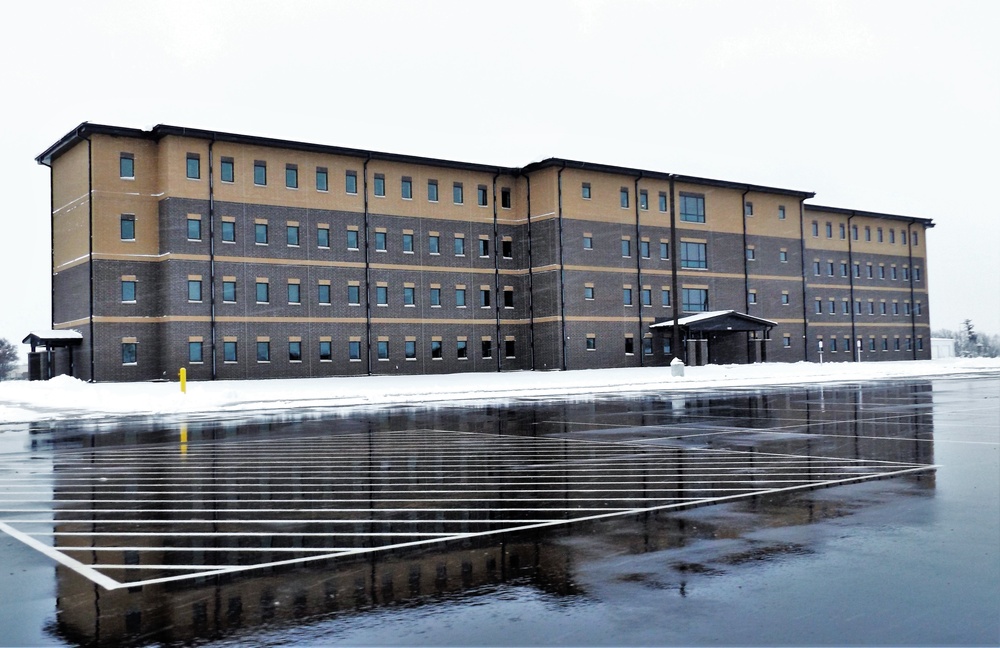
[
  {"xmin": 188, "ymin": 341, "xmax": 203, "ymax": 363},
  {"xmin": 892, "ymin": 302, "xmax": 899, "ymax": 315},
  {"xmin": 643, "ymin": 337, "xmax": 653, "ymax": 356},
  {"xmin": 287, "ymin": 224, "xmax": 300, "ymax": 246},
  {"xmin": 783, "ymin": 336, "xmax": 791, "ymax": 348},
  {"xmin": 255, "ymin": 223, "xmax": 268, "ymax": 244},
  {"xmin": 782, "ymin": 293, "xmax": 790, "ymax": 305},
  {"xmin": 841, "ymin": 262, "xmax": 849, "ymax": 277},
  {"xmin": 680, "ymin": 194, "xmax": 705, "ymax": 223},
  {"xmin": 377, "ymin": 340, "xmax": 389, "ymax": 360},
  {"xmin": 584, "ymin": 286, "xmax": 594, "ymax": 300},
  {"xmin": 347, "ymin": 229, "xmax": 359, "ymax": 250},
  {"xmin": 827, "ymin": 262, "xmax": 835, "ymax": 276},
  {"xmin": 403, "ymin": 286, "xmax": 415, "ymax": 306},
  {"xmin": 915, "ymin": 267, "xmax": 922, "ymax": 281},
  {"xmin": 254, "ymin": 161, "xmax": 267, "ymax": 186},
  {"xmin": 457, "ymin": 340, "xmax": 469, "ymax": 359},
  {"xmin": 505, "ymin": 340, "xmax": 516, "ymax": 358},
  {"xmin": 868, "ymin": 301, "xmax": 875, "ymax": 315},
  {"xmin": 663, "ymin": 338, "xmax": 672, "ymax": 354},
  {"xmin": 346, "ymin": 170, "xmax": 358, "ymax": 194},
  {"xmin": 255, "ymin": 281, "xmax": 269, "ymax": 303},
  {"xmin": 682, "ymin": 288, "xmax": 709, "ymax": 312},
  {"xmin": 349, "ymin": 340, "xmax": 362, "ymax": 360},
  {"xmin": 879, "ymin": 265, "xmax": 886, "ymax": 279},
  {"xmin": 659, "ymin": 192, "xmax": 668, "ymax": 212},
  {"xmin": 348, "ymin": 285, "xmax": 360, "ymax": 305},
  {"xmin": 401, "ymin": 177, "xmax": 412, "ymax": 199},
  {"xmin": 374, "ymin": 173, "xmax": 385, "ymax": 197},
  {"xmin": 745, "ymin": 201, "xmax": 754, "ymax": 217},
  {"xmin": 625, "ymin": 337, "xmax": 635, "ymax": 355},
  {"xmin": 224, "ymin": 341, "xmax": 237, "ymax": 363},
  {"xmin": 812, "ymin": 221, "xmax": 820, "ymax": 237},
  {"xmin": 748, "ymin": 291, "xmax": 757, "ymax": 305},
  {"xmin": 583, "ymin": 235, "xmax": 593, "ymax": 250},
  {"xmin": 285, "ymin": 164, "xmax": 298, "ymax": 189},
  {"xmin": 223, "ymin": 280, "xmax": 236, "ymax": 302},
  {"xmin": 428, "ymin": 179, "xmax": 438, "ymax": 202},
  {"xmin": 779, "ymin": 250, "xmax": 788, "ymax": 262},
  {"xmin": 640, "ymin": 240, "xmax": 650, "ymax": 258},
  {"xmin": 641, "ymin": 288, "xmax": 652, "ymax": 307},
  {"xmin": 120, "ymin": 153, "xmax": 134, "ymax": 179},
  {"xmin": 121, "ymin": 280, "xmax": 136, "ymax": 302},
  {"xmin": 843, "ymin": 300, "xmax": 850, "ymax": 314},
  {"xmin": 429, "ymin": 234, "xmax": 440, "ymax": 254},
  {"xmin": 813, "ymin": 261, "xmax": 821, "ymax": 275},
  {"xmin": 120, "ymin": 214, "xmax": 135, "ymax": 240},
  {"xmin": 586, "ymin": 336, "xmax": 597, "ymax": 351},
  {"xmin": 186, "ymin": 154, "xmax": 200, "ymax": 180},
  {"xmin": 319, "ymin": 340, "xmax": 332, "ymax": 361},
  {"xmin": 746, "ymin": 247, "xmax": 755, "ymax": 261},
  {"xmin": 454, "ymin": 235, "xmax": 465, "ymax": 256},
  {"xmin": 623, "ymin": 287, "xmax": 633, "ymax": 306},
  {"xmin": 621, "ymin": 238, "xmax": 631, "ymax": 257},
  {"xmin": 479, "ymin": 238, "xmax": 489, "ymax": 257},
  {"xmin": 854, "ymin": 263, "xmax": 862, "ymax": 278},
  {"xmin": 432, "ymin": 339, "xmax": 443, "ymax": 359},
  {"xmin": 220, "ymin": 157, "xmax": 234, "ymax": 183},
  {"xmin": 620, "ymin": 187, "xmax": 629, "ymax": 208},
  {"xmin": 504, "ymin": 288, "xmax": 514, "ymax": 308},
  {"xmin": 376, "ymin": 285, "xmax": 388, "ymax": 306},
  {"xmin": 865, "ymin": 226, "xmax": 871, "ymax": 241},
  {"xmin": 405, "ymin": 340, "xmax": 416, "ymax": 359},
  {"xmin": 778, "ymin": 205, "xmax": 786, "ymax": 220},
  {"xmin": 877, "ymin": 227, "xmax": 884, "ymax": 242},
  {"xmin": 482, "ymin": 339, "xmax": 493, "ymax": 359},
  {"xmin": 257, "ymin": 341, "xmax": 270, "ymax": 362},
  {"xmin": 502, "ymin": 239, "xmax": 513, "ymax": 258},
  {"xmin": 221, "ymin": 220, "xmax": 235, "ymax": 242},
  {"xmin": 477, "ymin": 185, "xmax": 488, "ymax": 206},
  {"xmin": 317, "ymin": 226, "xmax": 330, "ymax": 248},
  {"xmin": 455, "ymin": 287, "xmax": 465, "ymax": 307},
  {"xmin": 122, "ymin": 342, "xmax": 137, "ymax": 364},
  {"xmin": 375, "ymin": 231, "xmax": 387, "ymax": 251},
  {"xmin": 480, "ymin": 287, "xmax": 491, "ymax": 307},
  {"xmin": 815, "ymin": 299, "xmax": 823, "ymax": 314},
  {"xmin": 582, "ymin": 182, "xmax": 591, "ymax": 199},
  {"xmin": 318, "ymin": 283, "xmax": 331, "ymax": 305},
  {"xmin": 287, "ymin": 283, "xmax": 300, "ymax": 304},
  {"xmin": 828, "ymin": 300, "xmax": 836, "ymax": 314},
  {"xmin": 660, "ymin": 241, "xmax": 670, "ymax": 260},
  {"xmin": 680, "ymin": 242, "xmax": 707, "ymax": 269},
  {"xmin": 825, "ymin": 222, "xmax": 833, "ymax": 238},
  {"xmin": 187, "ymin": 218, "xmax": 202, "ymax": 240},
  {"xmin": 867, "ymin": 264, "xmax": 874, "ymax": 279},
  {"xmin": 661, "ymin": 289, "xmax": 671, "ymax": 307},
  {"xmin": 639, "ymin": 190, "xmax": 648, "ymax": 210},
  {"xmin": 316, "ymin": 167, "xmax": 328, "ymax": 191},
  {"xmin": 839, "ymin": 223, "xmax": 846, "ymax": 239},
  {"xmin": 403, "ymin": 232, "xmax": 414, "ymax": 253},
  {"xmin": 453, "ymin": 182, "xmax": 464, "ymax": 204},
  {"xmin": 501, "ymin": 188, "xmax": 511, "ymax": 209},
  {"xmin": 188, "ymin": 279, "xmax": 202, "ymax": 302},
  {"xmin": 289, "ymin": 341, "xmax": 302, "ymax": 362}
]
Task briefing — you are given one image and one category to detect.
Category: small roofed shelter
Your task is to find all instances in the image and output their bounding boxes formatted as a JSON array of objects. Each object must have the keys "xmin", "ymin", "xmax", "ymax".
[
  {"xmin": 649, "ymin": 310, "xmax": 776, "ymax": 366},
  {"xmin": 22, "ymin": 330, "xmax": 83, "ymax": 380}
]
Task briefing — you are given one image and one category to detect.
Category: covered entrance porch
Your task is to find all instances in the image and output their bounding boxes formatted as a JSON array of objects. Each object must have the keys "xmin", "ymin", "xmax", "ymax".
[{"xmin": 649, "ymin": 310, "xmax": 776, "ymax": 366}]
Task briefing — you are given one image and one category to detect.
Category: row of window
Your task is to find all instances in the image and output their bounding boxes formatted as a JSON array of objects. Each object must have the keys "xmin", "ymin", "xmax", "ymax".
[
  {"xmin": 810, "ymin": 220, "xmax": 919, "ymax": 247},
  {"xmin": 810, "ymin": 260, "xmax": 923, "ymax": 281},
  {"xmin": 816, "ymin": 336, "xmax": 925, "ymax": 353},
  {"xmin": 812, "ymin": 297, "xmax": 923, "ymax": 316}
]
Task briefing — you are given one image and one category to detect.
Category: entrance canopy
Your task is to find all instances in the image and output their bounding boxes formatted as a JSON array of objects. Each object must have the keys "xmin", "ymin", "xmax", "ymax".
[
  {"xmin": 22, "ymin": 329, "xmax": 83, "ymax": 351},
  {"xmin": 649, "ymin": 310, "xmax": 776, "ymax": 332}
]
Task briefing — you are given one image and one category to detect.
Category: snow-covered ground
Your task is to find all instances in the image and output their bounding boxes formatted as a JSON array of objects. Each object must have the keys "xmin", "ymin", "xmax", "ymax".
[{"xmin": 1, "ymin": 358, "xmax": 997, "ymax": 424}]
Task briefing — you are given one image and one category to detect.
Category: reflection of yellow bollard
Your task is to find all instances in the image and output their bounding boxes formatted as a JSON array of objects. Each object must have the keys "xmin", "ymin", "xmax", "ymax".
[
  {"xmin": 179, "ymin": 367, "xmax": 187, "ymax": 394},
  {"xmin": 180, "ymin": 423, "xmax": 188, "ymax": 457}
]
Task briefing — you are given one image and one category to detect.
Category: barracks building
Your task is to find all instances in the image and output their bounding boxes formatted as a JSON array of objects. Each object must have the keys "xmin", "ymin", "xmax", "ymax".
[{"xmin": 34, "ymin": 123, "xmax": 933, "ymax": 382}]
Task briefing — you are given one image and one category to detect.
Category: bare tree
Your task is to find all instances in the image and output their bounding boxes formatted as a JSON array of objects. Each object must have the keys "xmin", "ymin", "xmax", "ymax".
[{"xmin": 0, "ymin": 338, "xmax": 18, "ymax": 381}]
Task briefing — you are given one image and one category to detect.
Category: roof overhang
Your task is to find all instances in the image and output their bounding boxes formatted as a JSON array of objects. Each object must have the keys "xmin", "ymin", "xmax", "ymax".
[
  {"xmin": 22, "ymin": 330, "xmax": 83, "ymax": 347},
  {"xmin": 649, "ymin": 310, "xmax": 777, "ymax": 332}
]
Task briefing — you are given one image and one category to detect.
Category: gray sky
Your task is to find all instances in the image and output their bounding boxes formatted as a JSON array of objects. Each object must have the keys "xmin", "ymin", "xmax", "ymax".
[{"xmin": 2, "ymin": 0, "xmax": 998, "ymax": 358}]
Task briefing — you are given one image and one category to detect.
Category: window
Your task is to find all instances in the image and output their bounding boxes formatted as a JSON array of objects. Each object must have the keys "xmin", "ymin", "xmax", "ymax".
[
  {"xmin": 680, "ymin": 194, "xmax": 705, "ymax": 223},
  {"xmin": 643, "ymin": 337, "xmax": 653, "ymax": 356},
  {"xmin": 781, "ymin": 292, "xmax": 790, "ymax": 305},
  {"xmin": 346, "ymin": 170, "xmax": 358, "ymax": 194},
  {"xmin": 639, "ymin": 190, "xmax": 648, "ymax": 210},
  {"xmin": 905, "ymin": 302, "xmax": 912, "ymax": 315},
  {"xmin": 827, "ymin": 262, "xmax": 834, "ymax": 276},
  {"xmin": 287, "ymin": 224, "xmax": 300, "ymax": 246},
  {"xmin": 625, "ymin": 337, "xmax": 635, "ymax": 355},
  {"xmin": 454, "ymin": 235, "xmax": 465, "ymax": 256},
  {"xmin": 477, "ymin": 185, "xmax": 488, "ymax": 206},
  {"xmin": 403, "ymin": 286, "xmax": 415, "ymax": 306},
  {"xmin": 867, "ymin": 264, "xmax": 874, "ymax": 279},
  {"xmin": 223, "ymin": 280, "xmax": 236, "ymax": 302},
  {"xmin": 914, "ymin": 302, "xmax": 922, "ymax": 315},
  {"xmin": 122, "ymin": 342, "xmax": 137, "ymax": 364},
  {"xmin": 349, "ymin": 340, "xmax": 362, "ymax": 360},
  {"xmin": 221, "ymin": 220, "xmax": 235, "ymax": 243},
  {"xmin": 854, "ymin": 263, "xmax": 861, "ymax": 278},
  {"xmin": 375, "ymin": 231, "xmax": 387, "ymax": 251},
  {"xmin": 187, "ymin": 218, "xmax": 202, "ymax": 240},
  {"xmin": 318, "ymin": 284, "xmax": 331, "ymax": 305},
  {"xmin": 428, "ymin": 179, "xmax": 439, "ymax": 201},
  {"xmin": 374, "ymin": 173, "xmax": 385, "ymax": 197},
  {"xmin": 783, "ymin": 336, "xmax": 791, "ymax": 348},
  {"xmin": 320, "ymin": 340, "xmax": 332, "ymax": 361},
  {"xmin": 825, "ymin": 222, "xmax": 833, "ymax": 238},
  {"xmin": 917, "ymin": 338, "xmax": 924, "ymax": 351},
  {"xmin": 502, "ymin": 239, "xmax": 513, "ymax": 258},
  {"xmin": 914, "ymin": 267, "xmax": 922, "ymax": 281},
  {"xmin": 778, "ymin": 205, "xmax": 786, "ymax": 220},
  {"xmin": 345, "ymin": 283, "xmax": 358, "ymax": 304},
  {"xmin": 682, "ymin": 288, "xmax": 709, "ymax": 312},
  {"xmin": 748, "ymin": 291, "xmax": 757, "ymax": 304},
  {"xmin": 745, "ymin": 201, "xmax": 754, "ymax": 217},
  {"xmin": 659, "ymin": 192, "xmax": 668, "ymax": 212},
  {"xmin": 186, "ymin": 154, "xmax": 200, "ymax": 180},
  {"xmin": 287, "ymin": 283, "xmax": 300, "ymax": 304},
  {"xmin": 188, "ymin": 279, "xmax": 202, "ymax": 302},
  {"xmin": 623, "ymin": 287, "xmax": 633, "ymax": 306},
  {"xmin": 812, "ymin": 221, "xmax": 820, "ymax": 237},
  {"xmin": 903, "ymin": 267, "xmax": 910, "ymax": 281},
  {"xmin": 680, "ymin": 242, "xmax": 707, "ymax": 269},
  {"xmin": 582, "ymin": 182, "xmax": 591, "ymax": 199},
  {"xmin": 428, "ymin": 234, "xmax": 440, "ymax": 254},
  {"xmin": 347, "ymin": 229, "xmax": 359, "ymax": 250},
  {"xmin": 583, "ymin": 235, "xmax": 593, "ymax": 250},
  {"xmin": 815, "ymin": 299, "xmax": 823, "ymax": 314},
  {"xmin": 663, "ymin": 338, "xmax": 672, "ymax": 354},
  {"xmin": 480, "ymin": 287, "xmax": 490, "ymax": 307},
  {"xmin": 120, "ymin": 153, "xmax": 134, "ymax": 179},
  {"xmin": 482, "ymin": 339, "xmax": 493, "ymax": 359},
  {"xmin": 877, "ymin": 227, "xmax": 884, "ymax": 243},
  {"xmin": 453, "ymin": 182, "xmax": 464, "ymax": 204},
  {"xmin": 779, "ymin": 250, "xmax": 788, "ymax": 262},
  {"xmin": 879, "ymin": 265, "xmax": 886, "ymax": 279},
  {"xmin": 376, "ymin": 285, "xmax": 388, "ymax": 306},
  {"xmin": 432, "ymin": 340, "xmax": 443, "ymax": 359},
  {"xmin": 621, "ymin": 238, "xmax": 631, "ymax": 257},
  {"xmin": 285, "ymin": 164, "xmax": 298, "ymax": 189},
  {"xmin": 868, "ymin": 301, "xmax": 875, "ymax": 315},
  {"xmin": 661, "ymin": 289, "xmax": 671, "ymax": 307},
  {"xmin": 403, "ymin": 232, "xmax": 414, "ymax": 253},
  {"xmin": 255, "ymin": 223, "xmax": 268, "ymax": 244},
  {"xmin": 504, "ymin": 288, "xmax": 514, "ymax": 308},
  {"xmin": 189, "ymin": 341, "xmax": 203, "ymax": 363},
  {"xmin": 121, "ymin": 280, "xmax": 136, "ymax": 302},
  {"xmin": 843, "ymin": 300, "xmax": 850, "ymax": 314},
  {"xmin": 839, "ymin": 223, "xmax": 846, "ymax": 239},
  {"xmin": 405, "ymin": 340, "xmax": 416, "ymax": 359},
  {"xmin": 255, "ymin": 281, "xmax": 269, "ymax": 303},
  {"xmin": 316, "ymin": 167, "xmax": 328, "ymax": 191},
  {"xmin": 880, "ymin": 301, "xmax": 887, "ymax": 315},
  {"xmin": 891, "ymin": 266, "xmax": 898, "ymax": 280},
  {"xmin": 829, "ymin": 338, "xmax": 837, "ymax": 352},
  {"xmin": 401, "ymin": 177, "xmax": 412, "ymax": 199},
  {"xmin": 457, "ymin": 340, "xmax": 468, "ymax": 359},
  {"xmin": 813, "ymin": 261, "xmax": 821, "ymax": 276},
  {"xmin": 455, "ymin": 287, "xmax": 465, "ymax": 307},
  {"xmin": 892, "ymin": 302, "xmax": 899, "ymax": 315},
  {"xmin": 479, "ymin": 238, "xmax": 489, "ymax": 257},
  {"xmin": 865, "ymin": 226, "xmax": 871, "ymax": 241},
  {"xmin": 641, "ymin": 288, "xmax": 652, "ymax": 307},
  {"xmin": 501, "ymin": 188, "xmax": 511, "ymax": 209},
  {"xmin": 660, "ymin": 242, "xmax": 670, "ymax": 260},
  {"xmin": 120, "ymin": 214, "xmax": 135, "ymax": 240},
  {"xmin": 218, "ymin": 157, "xmax": 234, "ymax": 183},
  {"xmin": 852, "ymin": 225, "xmax": 859, "ymax": 240},
  {"xmin": 640, "ymin": 240, "xmax": 650, "ymax": 258},
  {"xmin": 257, "ymin": 341, "xmax": 270, "ymax": 362},
  {"xmin": 620, "ymin": 187, "xmax": 629, "ymax": 208},
  {"xmin": 289, "ymin": 341, "xmax": 302, "ymax": 362},
  {"xmin": 224, "ymin": 341, "xmax": 237, "ymax": 363},
  {"xmin": 584, "ymin": 286, "xmax": 594, "ymax": 300},
  {"xmin": 505, "ymin": 340, "xmax": 516, "ymax": 358},
  {"xmin": 828, "ymin": 300, "xmax": 836, "ymax": 314},
  {"xmin": 841, "ymin": 262, "xmax": 849, "ymax": 277},
  {"xmin": 882, "ymin": 338, "xmax": 889, "ymax": 351},
  {"xmin": 317, "ymin": 226, "xmax": 330, "ymax": 248},
  {"xmin": 889, "ymin": 229, "xmax": 896, "ymax": 244},
  {"xmin": 254, "ymin": 161, "xmax": 266, "ymax": 186},
  {"xmin": 746, "ymin": 247, "xmax": 755, "ymax": 261}
]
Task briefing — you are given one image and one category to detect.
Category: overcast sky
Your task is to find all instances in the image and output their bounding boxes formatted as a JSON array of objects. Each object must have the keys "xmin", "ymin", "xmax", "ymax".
[{"xmin": 2, "ymin": 0, "xmax": 997, "ymax": 359}]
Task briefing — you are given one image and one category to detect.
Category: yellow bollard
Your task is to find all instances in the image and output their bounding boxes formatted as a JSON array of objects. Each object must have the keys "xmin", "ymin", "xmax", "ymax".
[{"xmin": 179, "ymin": 367, "xmax": 187, "ymax": 394}]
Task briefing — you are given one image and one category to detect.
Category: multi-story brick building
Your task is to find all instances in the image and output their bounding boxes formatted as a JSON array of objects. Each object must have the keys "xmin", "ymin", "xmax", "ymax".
[{"xmin": 35, "ymin": 123, "xmax": 933, "ymax": 381}]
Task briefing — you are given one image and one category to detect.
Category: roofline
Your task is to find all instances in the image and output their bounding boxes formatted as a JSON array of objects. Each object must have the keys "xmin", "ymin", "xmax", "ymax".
[{"xmin": 805, "ymin": 203, "xmax": 935, "ymax": 228}]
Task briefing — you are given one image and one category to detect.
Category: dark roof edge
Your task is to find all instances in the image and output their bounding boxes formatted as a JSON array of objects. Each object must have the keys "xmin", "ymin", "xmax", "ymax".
[
  {"xmin": 35, "ymin": 123, "xmax": 151, "ymax": 166},
  {"xmin": 805, "ymin": 203, "xmax": 935, "ymax": 228},
  {"xmin": 521, "ymin": 158, "xmax": 815, "ymax": 198}
]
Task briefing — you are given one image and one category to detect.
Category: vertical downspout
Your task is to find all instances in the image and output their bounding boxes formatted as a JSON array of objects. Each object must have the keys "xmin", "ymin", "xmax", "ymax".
[
  {"xmin": 363, "ymin": 155, "xmax": 372, "ymax": 375},
  {"xmin": 208, "ymin": 139, "xmax": 217, "ymax": 380},
  {"xmin": 84, "ymin": 132, "xmax": 95, "ymax": 382},
  {"xmin": 557, "ymin": 163, "xmax": 567, "ymax": 371},
  {"xmin": 847, "ymin": 212, "xmax": 857, "ymax": 361},
  {"xmin": 798, "ymin": 201, "xmax": 809, "ymax": 361},
  {"xmin": 634, "ymin": 174, "xmax": 644, "ymax": 367},
  {"xmin": 492, "ymin": 171, "xmax": 502, "ymax": 372},
  {"xmin": 669, "ymin": 177, "xmax": 681, "ymax": 363},
  {"xmin": 906, "ymin": 221, "xmax": 918, "ymax": 359},
  {"xmin": 741, "ymin": 189, "xmax": 750, "ymax": 362},
  {"xmin": 526, "ymin": 174, "xmax": 535, "ymax": 370}
]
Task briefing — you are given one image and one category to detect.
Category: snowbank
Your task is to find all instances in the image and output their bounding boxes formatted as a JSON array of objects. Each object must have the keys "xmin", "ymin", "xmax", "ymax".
[{"xmin": 1, "ymin": 358, "xmax": 997, "ymax": 424}]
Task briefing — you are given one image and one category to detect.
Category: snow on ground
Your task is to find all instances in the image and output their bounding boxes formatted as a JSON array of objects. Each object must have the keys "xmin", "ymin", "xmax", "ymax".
[{"xmin": 0, "ymin": 358, "xmax": 997, "ymax": 424}]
